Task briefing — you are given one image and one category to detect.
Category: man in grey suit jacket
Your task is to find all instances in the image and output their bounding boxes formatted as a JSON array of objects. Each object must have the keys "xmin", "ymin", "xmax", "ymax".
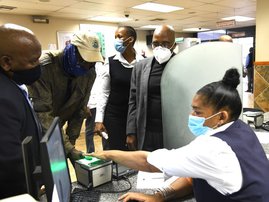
[{"xmin": 126, "ymin": 25, "xmax": 176, "ymax": 151}]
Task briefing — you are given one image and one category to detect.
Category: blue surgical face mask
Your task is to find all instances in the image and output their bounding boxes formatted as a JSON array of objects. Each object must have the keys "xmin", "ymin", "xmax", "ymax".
[
  {"xmin": 188, "ymin": 112, "xmax": 221, "ymax": 137},
  {"xmin": 114, "ymin": 38, "xmax": 127, "ymax": 53}
]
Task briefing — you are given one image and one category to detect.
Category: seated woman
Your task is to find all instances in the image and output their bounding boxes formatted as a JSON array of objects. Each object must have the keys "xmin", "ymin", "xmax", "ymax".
[{"xmin": 87, "ymin": 68, "xmax": 269, "ymax": 202}]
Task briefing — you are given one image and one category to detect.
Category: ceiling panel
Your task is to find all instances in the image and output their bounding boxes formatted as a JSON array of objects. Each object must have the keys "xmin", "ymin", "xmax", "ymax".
[
  {"xmin": 154, "ymin": 0, "xmax": 205, "ymax": 8},
  {"xmin": 0, "ymin": 0, "xmax": 257, "ymax": 32},
  {"xmin": 214, "ymin": 0, "xmax": 255, "ymax": 8}
]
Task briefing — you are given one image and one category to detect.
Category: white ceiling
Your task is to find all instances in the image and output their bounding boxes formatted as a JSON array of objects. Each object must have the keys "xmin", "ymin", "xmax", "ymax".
[{"xmin": 0, "ymin": 0, "xmax": 256, "ymax": 32}]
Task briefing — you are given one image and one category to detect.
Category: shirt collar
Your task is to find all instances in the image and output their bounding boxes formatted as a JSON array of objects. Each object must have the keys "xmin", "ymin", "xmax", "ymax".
[
  {"xmin": 205, "ymin": 121, "xmax": 234, "ymax": 136},
  {"xmin": 17, "ymin": 84, "xmax": 28, "ymax": 95},
  {"xmin": 113, "ymin": 51, "xmax": 144, "ymax": 68}
]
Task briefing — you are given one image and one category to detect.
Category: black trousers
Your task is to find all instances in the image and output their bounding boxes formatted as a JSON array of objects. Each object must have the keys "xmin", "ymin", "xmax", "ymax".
[
  {"xmin": 247, "ymin": 67, "xmax": 254, "ymax": 92},
  {"xmin": 104, "ymin": 113, "xmax": 128, "ymax": 151}
]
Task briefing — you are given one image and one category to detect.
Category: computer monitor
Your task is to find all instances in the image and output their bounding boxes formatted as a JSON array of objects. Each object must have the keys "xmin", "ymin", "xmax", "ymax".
[{"xmin": 40, "ymin": 117, "xmax": 71, "ymax": 202}]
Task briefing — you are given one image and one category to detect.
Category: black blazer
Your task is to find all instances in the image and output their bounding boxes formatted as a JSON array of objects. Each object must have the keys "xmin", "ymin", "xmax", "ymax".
[{"xmin": 0, "ymin": 71, "xmax": 41, "ymax": 199}]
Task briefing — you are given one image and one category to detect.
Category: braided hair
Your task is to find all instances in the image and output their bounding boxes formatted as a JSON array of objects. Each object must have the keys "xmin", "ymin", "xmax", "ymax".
[{"xmin": 197, "ymin": 68, "xmax": 242, "ymax": 121}]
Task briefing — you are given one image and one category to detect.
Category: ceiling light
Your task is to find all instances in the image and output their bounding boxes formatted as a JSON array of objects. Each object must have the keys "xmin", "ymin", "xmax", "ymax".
[
  {"xmin": 183, "ymin": 28, "xmax": 210, "ymax": 32},
  {"xmin": 133, "ymin": 2, "xmax": 183, "ymax": 13},
  {"xmin": 221, "ymin": 16, "xmax": 255, "ymax": 22},
  {"xmin": 90, "ymin": 16, "xmax": 131, "ymax": 23}
]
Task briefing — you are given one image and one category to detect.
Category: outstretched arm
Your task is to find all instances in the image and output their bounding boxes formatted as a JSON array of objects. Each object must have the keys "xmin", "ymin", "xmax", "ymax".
[{"xmin": 88, "ymin": 150, "xmax": 159, "ymax": 172}]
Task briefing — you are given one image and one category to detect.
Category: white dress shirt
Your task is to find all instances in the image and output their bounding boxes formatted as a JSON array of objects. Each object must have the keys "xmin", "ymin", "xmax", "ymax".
[
  {"xmin": 95, "ymin": 52, "xmax": 144, "ymax": 122},
  {"xmin": 87, "ymin": 62, "xmax": 104, "ymax": 109},
  {"xmin": 147, "ymin": 122, "xmax": 243, "ymax": 195}
]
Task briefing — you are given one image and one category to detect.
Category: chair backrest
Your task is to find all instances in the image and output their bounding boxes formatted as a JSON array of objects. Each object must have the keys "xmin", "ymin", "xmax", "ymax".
[{"xmin": 161, "ymin": 42, "xmax": 243, "ymax": 149}]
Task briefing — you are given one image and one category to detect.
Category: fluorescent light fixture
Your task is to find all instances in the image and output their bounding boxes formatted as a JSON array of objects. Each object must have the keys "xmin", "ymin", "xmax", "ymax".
[
  {"xmin": 183, "ymin": 28, "xmax": 210, "ymax": 32},
  {"xmin": 90, "ymin": 16, "xmax": 131, "ymax": 22},
  {"xmin": 133, "ymin": 2, "xmax": 183, "ymax": 13},
  {"xmin": 221, "ymin": 16, "xmax": 255, "ymax": 22},
  {"xmin": 140, "ymin": 25, "xmax": 161, "ymax": 30}
]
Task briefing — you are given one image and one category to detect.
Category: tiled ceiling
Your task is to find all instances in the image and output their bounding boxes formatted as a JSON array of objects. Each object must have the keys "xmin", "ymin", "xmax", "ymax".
[{"xmin": 0, "ymin": 0, "xmax": 256, "ymax": 32}]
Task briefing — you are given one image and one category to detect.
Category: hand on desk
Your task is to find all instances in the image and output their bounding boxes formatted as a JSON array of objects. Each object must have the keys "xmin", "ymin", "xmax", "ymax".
[{"xmin": 118, "ymin": 192, "xmax": 164, "ymax": 202}]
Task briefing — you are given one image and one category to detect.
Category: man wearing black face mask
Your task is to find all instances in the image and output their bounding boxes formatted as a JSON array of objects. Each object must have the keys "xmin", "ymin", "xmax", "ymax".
[
  {"xmin": 126, "ymin": 25, "xmax": 176, "ymax": 151},
  {"xmin": 27, "ymin": 31, "xmax": 103, "ymax": 166},
  {"xmin": 0, "ymin": 23, "xmax": 42, "ymax": 199}
]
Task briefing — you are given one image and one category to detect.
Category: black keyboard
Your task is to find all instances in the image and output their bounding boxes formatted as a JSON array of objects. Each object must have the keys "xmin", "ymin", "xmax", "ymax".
[
  {"xmin": 262, "ymin": 122, "xmax": 269, "ymax": 131},
  {"xmin": 71, "ymin": 190, "xmax": 100, "ymax": 202}
]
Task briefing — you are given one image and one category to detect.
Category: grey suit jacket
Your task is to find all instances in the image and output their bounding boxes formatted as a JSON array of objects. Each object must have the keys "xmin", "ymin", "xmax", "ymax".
[{"xmin": 126, "ymin": 57, "xmax": 154, "ymax": 150}]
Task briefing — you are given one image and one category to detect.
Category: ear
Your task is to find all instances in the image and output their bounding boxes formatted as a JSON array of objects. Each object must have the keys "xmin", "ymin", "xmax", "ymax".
[
  {"xmin": 128, "ymin": 36, "xmax": 135, "ymax": 44},
  {"xmin": 171, "ymin": 42, "xmax": 177, "ymax": 51},
  {"xmin": 218, "ymin": 111, "xmax": 229, "ymax": 126},
  {"xmin": 0, "ymin": 56, "xmax": 12, "ymax": 72}
]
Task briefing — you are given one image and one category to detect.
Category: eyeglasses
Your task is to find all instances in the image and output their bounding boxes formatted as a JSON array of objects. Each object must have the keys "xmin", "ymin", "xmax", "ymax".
[{"xmin": 151, "ymin": 41, "xmax": 172, "ymax": 49}]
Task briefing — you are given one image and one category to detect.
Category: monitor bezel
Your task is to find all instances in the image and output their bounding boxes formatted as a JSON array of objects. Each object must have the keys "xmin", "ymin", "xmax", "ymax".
[
  {"xmin": 40, "ymin": 117, "xmax": 71, "ymax": 202},
  {"xmin": 22, "ymin": 136, "xmax": 41, "ymax": 199}
]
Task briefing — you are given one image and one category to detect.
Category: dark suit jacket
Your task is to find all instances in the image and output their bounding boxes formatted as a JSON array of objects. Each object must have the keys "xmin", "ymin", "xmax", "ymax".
[{"xmin": 0, "ymin": 70, "xmax": 41, "ymax": 199}]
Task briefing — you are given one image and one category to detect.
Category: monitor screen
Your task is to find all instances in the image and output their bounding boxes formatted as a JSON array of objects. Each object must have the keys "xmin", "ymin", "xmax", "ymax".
[
  {"xmin": 197, "ymin": 29, "xmax": 226, "ymax": 41},
  {"xmin": 40, "ymin": 117, "xmax": 71, "ymax": 202}
]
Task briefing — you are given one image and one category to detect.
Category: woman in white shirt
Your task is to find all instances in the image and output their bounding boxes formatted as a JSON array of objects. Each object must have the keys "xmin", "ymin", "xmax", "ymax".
[
  {"xmin": 94, "ymin": 26, "xmax": 144, "ymax": 150},
  {"xmin": 88, "ymin": 68, "xmax": 269, "ymax": 202}
]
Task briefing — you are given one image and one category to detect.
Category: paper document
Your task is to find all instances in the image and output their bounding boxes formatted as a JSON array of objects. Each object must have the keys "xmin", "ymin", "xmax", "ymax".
[
  {"xmin": 255, "ymin": 131, "xmax": 269, "ymax": 144},
  {"xmin": 52, "ymin": 184, "xmax": 60, "ymax": 202},
  {"xmin": 136, "ymin": 171, "xmax": 178, "ymax": 189}
]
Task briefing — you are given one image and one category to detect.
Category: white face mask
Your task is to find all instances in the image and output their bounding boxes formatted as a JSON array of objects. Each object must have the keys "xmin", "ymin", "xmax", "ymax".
[{"xmin": 153, "ymin": 46, "xmax": 173, "ymax": 64}]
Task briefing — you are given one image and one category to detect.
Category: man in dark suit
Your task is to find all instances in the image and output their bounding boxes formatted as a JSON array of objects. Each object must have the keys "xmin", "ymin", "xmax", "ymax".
[
  {"xmin": 245, "ymin": 47, "xmax": 254, "ymax": 93},
  {"xmin": 126, "ymin": 25, "xmax": 176, "ymax": 151},
  {"xmin": 0, "ymin": 24, "xmax": 42, "ymax": 199}
]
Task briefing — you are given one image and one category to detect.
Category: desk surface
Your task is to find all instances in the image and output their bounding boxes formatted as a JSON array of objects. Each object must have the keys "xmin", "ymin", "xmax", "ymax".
[{"xmin": 93, "ymin": 174, "xmax": 195, "ymax": 202}]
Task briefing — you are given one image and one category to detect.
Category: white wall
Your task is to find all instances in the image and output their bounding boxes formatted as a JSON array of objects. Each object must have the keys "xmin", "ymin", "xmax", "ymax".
[{"xmin": 0, "ymin": 13, "xmax": 151, "ymax": 54}]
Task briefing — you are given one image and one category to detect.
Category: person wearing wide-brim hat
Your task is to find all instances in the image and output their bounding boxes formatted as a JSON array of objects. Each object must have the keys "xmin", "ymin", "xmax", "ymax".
[{"xmin": 27, "ymin": 30, "xmax": 103, "ymax": 166}]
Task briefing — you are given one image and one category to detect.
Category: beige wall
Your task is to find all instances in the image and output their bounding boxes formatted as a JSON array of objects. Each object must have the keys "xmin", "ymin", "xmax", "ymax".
[
  {"xmin": 0, "ymin": 13, "xmax": 118, "ymax": 51},
  {"xmin": 256, "ymin": 0, "xmax": 269, "ymax": 61},
  {"xmin": 0, "ymin": 13, "xmax": 193, "ymax": 57}
]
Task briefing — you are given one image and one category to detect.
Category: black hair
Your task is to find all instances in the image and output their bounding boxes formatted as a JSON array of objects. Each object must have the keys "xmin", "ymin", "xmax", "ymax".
[
  {"xmin": 120, "ymin": 26, "xmax": 137, "ymax": 42},
  {"xmin": 197, "ymin": 68, "xmax": 242, "ymax": 120}
]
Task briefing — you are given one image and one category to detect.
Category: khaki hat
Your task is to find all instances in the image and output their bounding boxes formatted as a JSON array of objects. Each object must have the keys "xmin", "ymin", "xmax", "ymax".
[{"xmin": 71, "ymin": 31, "xmax": 103, "ymax": 62}]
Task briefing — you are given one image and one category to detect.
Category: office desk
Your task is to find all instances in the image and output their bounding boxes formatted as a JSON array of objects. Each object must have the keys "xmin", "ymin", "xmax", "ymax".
[
  {"xmin": 91, "ymin": 174, "xmax": 195, "ymax": 202},
  {"xmin": 92, "ymin": 128, "xmax": 269, "ymax": 202}
]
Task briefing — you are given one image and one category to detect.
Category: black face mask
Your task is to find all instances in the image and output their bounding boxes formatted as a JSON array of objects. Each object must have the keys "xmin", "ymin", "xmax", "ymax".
[{"xmin": 12, "ymin": 65, "xmax": 41, "ymax": 85}]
